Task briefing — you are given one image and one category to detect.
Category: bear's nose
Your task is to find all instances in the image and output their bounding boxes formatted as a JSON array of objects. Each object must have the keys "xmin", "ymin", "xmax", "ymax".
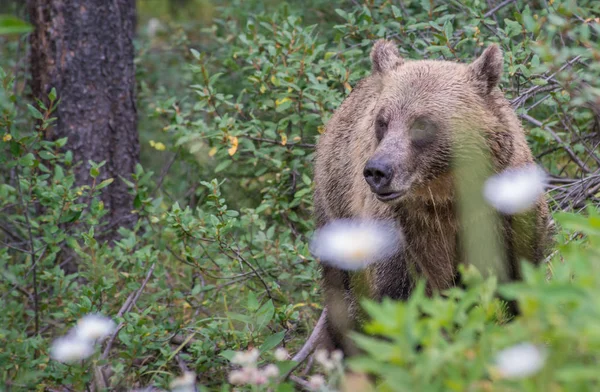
[{"xmin": 363, "ymin": 159, "xmax": 393, "ymax": 192}]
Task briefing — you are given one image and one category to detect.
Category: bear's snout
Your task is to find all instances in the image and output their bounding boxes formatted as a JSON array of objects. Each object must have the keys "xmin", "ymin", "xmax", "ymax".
[
  {"xmin": 363, "ymin": 158, "xmax": 406, "ymax": 202},
  {"xmin": 364, "ymin": 158, "xmax": 392, "ymax": 190}
]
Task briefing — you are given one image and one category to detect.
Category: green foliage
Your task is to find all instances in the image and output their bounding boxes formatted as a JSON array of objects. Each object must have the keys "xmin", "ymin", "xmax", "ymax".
[
  {"xmin": 1, "ymin": 0, "xmax": 600, "ymax": 390},
  {"xmin": 350, "ymin": 207, "xmax": 600, "ymax": 391}
]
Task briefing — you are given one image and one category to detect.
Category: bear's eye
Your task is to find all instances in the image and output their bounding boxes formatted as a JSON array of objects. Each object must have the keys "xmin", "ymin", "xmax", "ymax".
[
  {"xmin": 375, "ymin": 118, "xmax": 388, "ymax": 141},
  {"xmin": 410, "ymin": 119, "xmax": 437, "ymax": 147}
]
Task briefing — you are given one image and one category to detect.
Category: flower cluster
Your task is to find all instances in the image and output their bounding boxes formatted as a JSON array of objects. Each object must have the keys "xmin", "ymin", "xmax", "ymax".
[
  {"xmin": 314, "ymin": 349, "xmax": 344, "ymax": 371},
  {"xmin": 170, "ymin": 371, "xmax": 197, "ymax": 392},
  {"xmin": 308, "ymin": 374, "xmax": 326, "ymax": 390},
  {"xmin": 302, "ymin": 349, "xmax": 345, "ymax": 391},
  {"xmin": 227, "ymin": 348, "xmax": 280, "ymax": 386},
  {"xmin": 50, "ymin": 313, "xmax": 116, "ymax": 363}
]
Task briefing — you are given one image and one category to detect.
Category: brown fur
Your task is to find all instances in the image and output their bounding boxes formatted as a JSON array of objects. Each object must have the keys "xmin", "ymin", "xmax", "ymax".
[{"xmin": 313, "ymin": 40, "xmax": 551, "ymax": 354}]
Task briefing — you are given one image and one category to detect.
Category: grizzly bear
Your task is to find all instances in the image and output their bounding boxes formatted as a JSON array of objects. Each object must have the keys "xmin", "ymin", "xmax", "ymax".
[{"xmin": 296, "ymin": 40, "xmax": 552, "ymax": 358}]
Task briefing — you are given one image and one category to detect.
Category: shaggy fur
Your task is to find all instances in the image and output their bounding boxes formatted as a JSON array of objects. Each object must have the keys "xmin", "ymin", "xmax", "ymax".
[{"xmin": 312, "ymin": 40, "xmax": 551, "ymax": 354}]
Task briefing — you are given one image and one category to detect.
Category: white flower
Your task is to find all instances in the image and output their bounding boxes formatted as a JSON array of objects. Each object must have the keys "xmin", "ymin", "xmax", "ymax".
[
  {"xmin": 274, "ymin": 347, "xmax": 289, "ymax": 361},
  {"xmin": 50, "ymin": 336, "xmax": 95, "ymax": 363},
  {"xmin": 483, "ymin": 165, "xmax": 547, "ymax": 214},
  {"xmin": 331, "ymin": 349, "xmax": 344, "ymax": 364},
  {"xmin": 170, "ymin": 371, "xmax": 196, "ymax": 392},
  {"xmin": 231, "ymin": 348, "xmax": 260, "ymax": 367},
  {"xmin": 228, "ymin": 369, "xmax": 249, "ymax": 385},
  {"xmin": 310, "ymin": 219, "xmax": 402, "ymax": 271},
  {"xmin": 314, "ymin": 349, "xmax": 329, "ymax": 365},
  {"xmin": 74, "ymin": 314, "xmax": 116, "ymax": 342},
  {"xmin": 251, "ymin": 372, "xmax": 268, "ymax": 385},
  {"xmin": 147, "ymin": 18, "xmax": 164, "ymax": 38},
  {"xmin": 308, "ymin": 374, "xmax": 326, "ymax": 391},
  {"xmin": 262, "ymin": 364, "xmax": 280, "ymax": 379},
  {"xmin": 314, "ymin": 349, "xmax": 335, "ymax": 371},
  {"xmin": 494, "ymin": 342, "xmax": 547, "ymax": 379}
]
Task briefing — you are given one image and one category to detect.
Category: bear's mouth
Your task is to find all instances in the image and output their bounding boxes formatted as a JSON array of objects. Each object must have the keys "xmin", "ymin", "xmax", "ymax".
[{"xmin": 375, "ymin": 191, "xmax": 404, "ymax": 202}]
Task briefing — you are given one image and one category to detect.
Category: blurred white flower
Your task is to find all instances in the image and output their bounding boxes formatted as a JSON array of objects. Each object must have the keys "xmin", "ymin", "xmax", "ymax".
[
  {"xmin": 231, "ymin": 348, "xmax": 260, "ymax": 367},
  {"xmin": 50, "ymin": 336, "xmax": 94, "ymax": 363},
  {"xmin": 147, "ymin": 18, "xmax": 164, "ymax": 38},
  {"xmin": 314, "ymin": 349, "xmax": 330, "ymax": 368},
  {"xmin": 228, "ymin": 369, "xmax": 249, "ymax": 385},
  {"xmin": 483, "ymin": 165, "xmax": 547, "ymax": 214},
  {"xmin": 274, "ymin": 347, "xmax": 289, "ymax": 361},
  {"xmin": 314, "ymin": 349, "xmax": 339, "ymax": 371},
  {"xmin": 310, "ymin": 219, "xmax": 402, "ymax": 271},
  {"xmin": 251, "ymin": 372, "xmax": 268, "ymax": 385},
  {"xmin": 170, "ymin": 371, "xmax": 196, "ymax": 392},
  {"xmin": 230, "ymin": 367, "xmax": 268, "ymax": 385},
  {"xmin": 308, "ymin": 374, "xmax": 326, "ymax": 391},
  {"xmin": 262, "ymin": 364, "xmax": 280, "ymax": 379},
  {"xmin": 74, "ymin": 313, "xmax": 116, "ymax": 342},
  {"xmin": 331, "ymin": 350, "xmax": 344, "ymax": 364},
  {"xmin": 494, "ymin": 342, "xmax": 547, "ymax": 379}
]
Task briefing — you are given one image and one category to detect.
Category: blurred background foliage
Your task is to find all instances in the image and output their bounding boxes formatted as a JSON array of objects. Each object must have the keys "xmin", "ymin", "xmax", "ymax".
[{"xmin": 1, "ymin": 0, "xmax": 600, "ymax": 390}]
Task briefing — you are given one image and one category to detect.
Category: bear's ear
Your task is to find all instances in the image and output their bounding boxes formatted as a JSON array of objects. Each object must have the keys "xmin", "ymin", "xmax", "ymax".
[
  {"xmin": 468, "ymin": 44, "xmax": 504, "ymax": 94},
  {"xmin": 370, "ymin": 39, "xmax": 404, "ymax": 74}
]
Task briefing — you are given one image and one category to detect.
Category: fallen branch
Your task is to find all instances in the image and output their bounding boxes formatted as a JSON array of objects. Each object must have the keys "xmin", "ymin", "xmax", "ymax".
[{"xmin": 292, "ymin": 308, "xmax": 328, "ymax": 363}]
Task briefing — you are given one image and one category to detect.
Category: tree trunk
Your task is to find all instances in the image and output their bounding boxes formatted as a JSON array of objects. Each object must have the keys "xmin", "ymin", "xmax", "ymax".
[{"xmin": 28, "ymin": 0, "xmax": 139, "ymax": 242}]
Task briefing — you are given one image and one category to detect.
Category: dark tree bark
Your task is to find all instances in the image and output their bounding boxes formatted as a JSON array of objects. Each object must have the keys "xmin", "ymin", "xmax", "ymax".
[{"xmin": 28, "ymin": 0, "xmax": 140, "ymax": 242}]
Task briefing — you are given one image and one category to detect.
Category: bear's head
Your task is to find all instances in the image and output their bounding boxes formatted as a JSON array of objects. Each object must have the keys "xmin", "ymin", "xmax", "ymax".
[{"xmin": 363, "ymin": 40, "xmax": 506, "ymax": 204}]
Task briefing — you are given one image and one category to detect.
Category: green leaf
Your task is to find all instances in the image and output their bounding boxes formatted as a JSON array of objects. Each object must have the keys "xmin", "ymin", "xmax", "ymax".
[
  {"xmin": 0, "ymin": 15, "xmax": 33, "ymax": 35},
  {"xmin": 38, "ymin": 151, "xmax": 55, "ymax": 160},
  {"xmin": 9, "ymin": 140, "xmax": 21, "ymax": 156},
  {"xmin": 275, "ymin": 382, "xmax": 295, "ymax": 392},
  {"xmin": 48, "ymin": 87, "xmax": 57, "ymax": 102},
  {"xmin": 55, "ymin": 137, "xmax": 68, "ymax": 148},
  {"xmin": 133, "ymin": 194, "xmax": 142, "ymax": 209},
  {"xmin": 215, "ymin": 159, "xmax": 232, "ymax": 173},
  {"xmin": 219, "ymin": 349, "xmax": 237, "ymax": 362},
  {"xmin": 227, "ymin": 312, "xmax": 253, "ymax": 324},
  {"xmin": 26, "ymin": 104, "xmax": 44, "ymax": 120},
  {"xmin": 18, "ymin": 153, "xmax": 35, "ymax": 167},
  {"xmin": 59, "ymin": 210, "xmax": 82, "ymax": 224},
  {"xmin": 96, "ymin": 178, "xmax": 114, "ymax": 190},
  {"xmin": 335, "ymin": 9, "xmax": 348, "ymax": 20},
  {"xmin": 255, "ymin": 300, "xmax": 274, "ymax": 332},
  {"xmin": 190, "ymin": 48, "xmax": 201, "ymax": 59},
  {"xmin": 443, "ymin": 21, "xmax": 453, "ymax": 38},
  {"xmin": 247, "ymin": 291, "xmax": 259, "ymax": 312},
  {"xmin": 259, "ymin": 331, "xmax": 285, "ymax": 353}
]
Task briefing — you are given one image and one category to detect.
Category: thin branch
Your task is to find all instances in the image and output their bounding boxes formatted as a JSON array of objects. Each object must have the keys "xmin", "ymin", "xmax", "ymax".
[
  {"xmin": 15, "ymin": 168, "xmax": 39, "ymax": 336},
  {"xmin": 151, "ymin": 146, "xmax": 181, "ymax": 197},
  {"xmin": 285, "ymin": 308, "xmax": 328, "ymax": 379},
  {"xmin": 101, "ymin": 262, "xmax": 156, "ymax": 360},
  {"xmin": 289, "ymin": 375, "xmax": 313, "ymax": 391},
  {"xmin": 511, "ymin": 55, "xmax": 583, "ymax": 108},
  {"xmin": 483, "ymin": 0, "xmax": 517, "ymax": 18},
  {"xmin": 520, "ymin": 113, "xmax": 591, "ymax": 173},
  {"xmin": 227, "ymin": 247, "xmax": 273, "ymax": 300}
]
